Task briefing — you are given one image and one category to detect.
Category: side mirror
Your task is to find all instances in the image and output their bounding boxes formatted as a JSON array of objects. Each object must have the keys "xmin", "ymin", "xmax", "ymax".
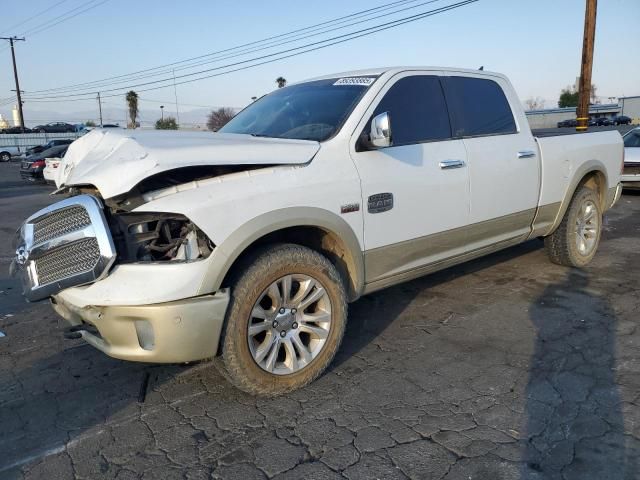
[{"xmin": 370, "ymin": 111, "xmax": 392, "ymax": 148}]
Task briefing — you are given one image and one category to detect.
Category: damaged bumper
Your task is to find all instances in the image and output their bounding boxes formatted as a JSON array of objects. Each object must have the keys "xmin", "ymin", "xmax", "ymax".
[{"xmin": 52, "ymin": 290, "xmax": 230, "ymax": 363}]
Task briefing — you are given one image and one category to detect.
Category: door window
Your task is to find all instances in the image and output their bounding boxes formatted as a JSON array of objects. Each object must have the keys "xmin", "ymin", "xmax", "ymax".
[
  {"xmin": 372, "ymin": 75, "xmax": 451, "ymax": 146},
  {"xmin": 443, "ymin": 76, "xmax": 517, "ymax": 137}
]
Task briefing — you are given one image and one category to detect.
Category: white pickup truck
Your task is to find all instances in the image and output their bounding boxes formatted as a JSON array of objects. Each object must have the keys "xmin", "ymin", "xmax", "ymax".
[{"xmin": 12, "ymin": 67, "xmax": 623, "ymax": 395}]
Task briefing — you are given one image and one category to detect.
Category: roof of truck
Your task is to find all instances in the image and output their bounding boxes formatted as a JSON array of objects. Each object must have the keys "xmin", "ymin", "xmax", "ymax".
[{"xmin": 299, "ymin": 66, "xmax": 505, "ymax": 84}]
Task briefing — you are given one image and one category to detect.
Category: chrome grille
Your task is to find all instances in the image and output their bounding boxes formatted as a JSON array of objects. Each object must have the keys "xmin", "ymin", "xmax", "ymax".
[
  {"xmin": 12, "ymin": 194, "xmax": 116, "ymax": 301},
  {"xmin": 33, "ymin": 206, "xmax": 91, "ymax": 244},
  {"xmin": 34, "ymin": 237, "xmax": 100, "ymax": 285}
]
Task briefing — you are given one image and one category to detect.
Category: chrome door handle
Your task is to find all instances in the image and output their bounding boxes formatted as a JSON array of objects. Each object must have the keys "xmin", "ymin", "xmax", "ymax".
[
  {"xmin": 439, "ymin": 159, "xmax": 466, "ymax": 169},
  {"xmin": 518, "ymin": 150, "xmax": 536, "ymax": 159}
]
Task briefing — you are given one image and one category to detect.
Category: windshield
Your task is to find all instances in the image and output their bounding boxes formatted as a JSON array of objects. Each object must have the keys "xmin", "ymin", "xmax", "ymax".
[
  {"xmin": 623, "ymin": 130, "xmax": 640, "ymax": 148},
  {"xmin": 219, "ymin": 77, "xmax": 377, "ymax": 142}
]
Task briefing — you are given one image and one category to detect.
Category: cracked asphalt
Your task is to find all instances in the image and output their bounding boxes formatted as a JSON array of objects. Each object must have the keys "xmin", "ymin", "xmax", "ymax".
[{"xmin": 1, "ymin": 161, "xmax": 639, "ymax": 479}]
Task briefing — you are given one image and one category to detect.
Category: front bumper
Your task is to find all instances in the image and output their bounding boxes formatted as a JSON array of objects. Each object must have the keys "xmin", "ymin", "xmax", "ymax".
[{"xmin": 52, "ymin": 290, "xmax": 230, "ymax": 363}]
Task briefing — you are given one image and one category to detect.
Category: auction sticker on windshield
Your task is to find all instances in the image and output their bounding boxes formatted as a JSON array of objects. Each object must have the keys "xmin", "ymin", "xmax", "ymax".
[{"xmin": 333, "ymin": 77, "xmax": 376, "ymax": 86}]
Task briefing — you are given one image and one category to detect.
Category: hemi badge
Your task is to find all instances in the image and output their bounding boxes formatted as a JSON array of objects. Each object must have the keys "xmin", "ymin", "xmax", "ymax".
[{"xmin": 340, "ymin": 203, "xmax": 360, "ymax": 214}]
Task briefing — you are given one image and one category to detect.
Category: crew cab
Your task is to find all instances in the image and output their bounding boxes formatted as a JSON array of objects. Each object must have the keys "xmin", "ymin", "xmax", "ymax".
[{"xmin": 11, "ymin": 67, "xmax": 623, "ymax": 396}]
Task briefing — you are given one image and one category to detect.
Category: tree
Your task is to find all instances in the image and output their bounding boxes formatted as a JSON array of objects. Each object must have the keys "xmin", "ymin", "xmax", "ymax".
[
  {"xmin": 558, "ymin": 83, "xmax": 598, "ymax": 108},
  {"xmin": 207, "ymin": 107, "xmax": 235, "ymax": 131},
  {"xmin": 558, "ymin": 86, "xmax": 579, "ymax": 108},
  {"xmin": 155, "ymin": 117, "xmax": 178, "ymax": 130},
  {"xmin": 524, "ymin": 97, "xmax": 544, "ymax": 111},
  {"xmin": 126, "ymin": 90, "xmax": 139, "ymax": 129},
  {"xmin": 276, "ymin": 76, "xmax": 287, "ymax": 88},
  {"xmin": 85, "ymin": 120, "xmax": 96, "ymax": 127}
]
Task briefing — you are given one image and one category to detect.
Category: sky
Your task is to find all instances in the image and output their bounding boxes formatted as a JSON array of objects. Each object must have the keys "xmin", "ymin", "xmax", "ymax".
[{"xmin": 1, "ymin": 0, "xmax": 639, "ymax": 127}]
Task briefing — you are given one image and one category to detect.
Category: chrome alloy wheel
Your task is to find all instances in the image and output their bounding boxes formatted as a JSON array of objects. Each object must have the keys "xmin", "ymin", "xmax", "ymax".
[
  {"xmin": 575, "ymin": 199, "xmax": 599, "ymax": 256},
  {"xmin": 248, "ymin": 274, "xmax": 332, "ymax": 375}
]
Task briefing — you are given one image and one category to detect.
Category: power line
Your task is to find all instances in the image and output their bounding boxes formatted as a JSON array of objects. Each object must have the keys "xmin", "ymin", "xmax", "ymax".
[
  {"xmin": 0, "ymin": 0, "xmax": 70, "ymax": 36},
  {"xmin": 27, "ymin": 0, "xmax": 446, "ymax": 97},
  {"xmin": 23, "ymin": 0, "xmax": 433, "ymax": 95},
  {"xmin": 0, "ymin": 0, "xmax": 109, "ymax": 53},
  {"xmin": 24, "ymin": 0, "xmax": 479, "ymax": 101}
]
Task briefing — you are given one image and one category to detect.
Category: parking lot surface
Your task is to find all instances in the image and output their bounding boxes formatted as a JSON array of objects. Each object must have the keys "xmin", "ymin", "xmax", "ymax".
[{"xmin": 1, "ymin": 161, "xmax": 639, "ymax": 479}]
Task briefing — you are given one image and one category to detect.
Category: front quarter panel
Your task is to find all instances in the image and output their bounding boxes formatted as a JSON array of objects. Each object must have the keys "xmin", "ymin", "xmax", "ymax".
[{"xmin": 135, "ymin": 145, "xmax": 365, "ymax": 296}]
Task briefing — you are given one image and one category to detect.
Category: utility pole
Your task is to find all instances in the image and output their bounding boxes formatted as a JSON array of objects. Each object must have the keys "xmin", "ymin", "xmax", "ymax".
[
  {"xmin": 1, "ymin": 36, "xmax": 26, "ymax": 132},
  {"xmin": 576, "ymin": 0, "xmax": 597, "ymax": 131},
  {"xmin": 172, "ymin": 69, "xmax": 180, "ymax": 125},
  {"xmin": 96, "ymin": 92, "xmax": 103, "ymax": 127}
]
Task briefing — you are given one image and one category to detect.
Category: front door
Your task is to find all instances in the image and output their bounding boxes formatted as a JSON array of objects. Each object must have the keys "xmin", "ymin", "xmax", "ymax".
[{"xmin": 350, "ymin": 73, "xmax": 471, "ymax": 284}]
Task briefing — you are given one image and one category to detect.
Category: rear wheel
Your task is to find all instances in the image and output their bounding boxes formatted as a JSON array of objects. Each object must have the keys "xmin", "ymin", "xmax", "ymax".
[
  {"xmin": 0, "ymin": 152, "xmax": 10, "ymax": 162},
  {"xmin": 216, "ymin": 244, "xmax": 348, "ymax": 396},
  {"xmin": 544, "ymin": 185, "xmax": 602, "ymax": 267}
]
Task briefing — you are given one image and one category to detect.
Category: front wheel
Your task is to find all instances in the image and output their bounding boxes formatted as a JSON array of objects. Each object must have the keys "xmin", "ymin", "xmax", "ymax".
[
  {"xmin": 216, "ymin": 244, "xmax": 348, "ymax": 396},
  {"xmin": 544, "ymin": 185, "xmax": 602, "ymax": 267},
  {"xmin": 0, "ymin": 152, "xmax": 10, "ymax": 162}
]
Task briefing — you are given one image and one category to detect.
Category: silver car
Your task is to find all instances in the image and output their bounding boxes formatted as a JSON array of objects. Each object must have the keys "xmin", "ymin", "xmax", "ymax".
[{"xmin": 622, "ymin": 127, "xmax": 640, "ymax": 189}]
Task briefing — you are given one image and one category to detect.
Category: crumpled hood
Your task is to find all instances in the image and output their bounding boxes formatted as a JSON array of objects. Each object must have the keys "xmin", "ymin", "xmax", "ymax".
[{"xmin": 59, "ymin": 129, "xmax": 320, "ymax": 198}]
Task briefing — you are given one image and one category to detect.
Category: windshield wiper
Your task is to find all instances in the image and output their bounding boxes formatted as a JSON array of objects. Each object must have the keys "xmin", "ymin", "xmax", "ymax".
[{"xmin": 249, "ymin": 133, "xmax": 275, "ymax": 138}]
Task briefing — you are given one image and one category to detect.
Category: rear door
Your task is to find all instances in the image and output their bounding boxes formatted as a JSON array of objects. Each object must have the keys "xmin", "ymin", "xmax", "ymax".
[
  {"xmin": 441, "ymin": 74, "xmax": 539, "ymax": 248},
  {"xmin": 350, "ymin": 72, "xmax": 470, "ymax": 284}
]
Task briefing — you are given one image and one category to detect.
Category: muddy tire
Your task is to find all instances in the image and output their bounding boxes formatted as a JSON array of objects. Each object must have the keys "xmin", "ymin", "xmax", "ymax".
[
  {"xmin": 215, "ymin": 244, "xmax": 348, "ymax": 396},
  {"xmin": 544, "ymin": 185, "xmax": 602, "ymax": 267}
]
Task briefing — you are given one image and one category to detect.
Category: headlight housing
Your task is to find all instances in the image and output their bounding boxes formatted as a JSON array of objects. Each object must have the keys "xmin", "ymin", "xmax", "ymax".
[{"xmin": 108, "ymin": 212, "xmax": 214, "ymax": 263}]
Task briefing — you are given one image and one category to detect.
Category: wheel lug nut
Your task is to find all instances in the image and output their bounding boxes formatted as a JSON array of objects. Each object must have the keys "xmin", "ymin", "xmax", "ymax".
[
  {"xmin": 291, "ymin": 308, "xmax": 297, "ymax": 314},
  {"xmin": 272, "ymin": 321, "xmax": 278, "ymax": 328},
  {"xmin": 280, "ymin": 330, "xmax": 287, "ymax": 338},
  {"xmin": 292, "ymin": 322, "xmax": 298, "ymax": 329},
  {"xmin": 279, "ymin": 308, "xmax": 285, "ymax": 314}
]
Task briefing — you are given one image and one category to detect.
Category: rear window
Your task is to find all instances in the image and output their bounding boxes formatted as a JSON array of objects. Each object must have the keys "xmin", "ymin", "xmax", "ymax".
[{"xmin": 443, "ymin": 77, "xmax": 517, "ymax": 137}]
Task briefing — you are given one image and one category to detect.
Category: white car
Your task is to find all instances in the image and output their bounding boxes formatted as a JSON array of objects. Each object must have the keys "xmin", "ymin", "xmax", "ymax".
[
  {"xmin": 12, "ymin": 66, "xmax": 623, "ymax": 395},
  {"xmin": 43, "ymin": 158, "xmax": 62, "ymax": 185},
  {"xmin": 622, "ymin": 127, "xmax": 640, "ymax": 189}
]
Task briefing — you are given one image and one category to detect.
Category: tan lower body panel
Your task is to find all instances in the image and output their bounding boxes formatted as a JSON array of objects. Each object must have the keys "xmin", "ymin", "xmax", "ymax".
[
  {"xmin": 52, "ymin": 290, "xmax": 230, "ymax": 363},
  {"xmin": 529, "ymin": 202, "xmax": 562, "ymax": 238},
  {"xmin": 364, "ymin": 208, "xmax": 537, "ymax": 285}
]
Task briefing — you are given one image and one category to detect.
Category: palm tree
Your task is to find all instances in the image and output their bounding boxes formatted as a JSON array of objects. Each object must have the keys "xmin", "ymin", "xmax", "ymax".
[
  {"xmin": 276, "ymin": 77, "xmax": 287, "ymax": 88},
  {"xmin": 126, "ymin": 90, "xmax": 139, "ymax": 129}
]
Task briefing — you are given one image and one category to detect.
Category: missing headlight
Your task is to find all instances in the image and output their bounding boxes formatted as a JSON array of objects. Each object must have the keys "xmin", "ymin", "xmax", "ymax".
[{"xmin": 108, "ymin": 212, "xmax": 213, "ymax": 263}]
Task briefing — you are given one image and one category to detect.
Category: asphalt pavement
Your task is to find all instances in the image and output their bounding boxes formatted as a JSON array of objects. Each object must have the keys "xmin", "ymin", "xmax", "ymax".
[{"xmin": 0, "ymin": 160, "xmax": 639, "ymax": 479}]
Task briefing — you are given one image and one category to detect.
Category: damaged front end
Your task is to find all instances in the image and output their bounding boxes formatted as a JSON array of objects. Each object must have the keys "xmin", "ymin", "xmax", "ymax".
[
  {"xmin": 11, "ymin": 189, "xmax": 215, "ymax": 302},
  {"xmin": 108, "ymin": 212, "xmax": 214, "ymax": 263}
]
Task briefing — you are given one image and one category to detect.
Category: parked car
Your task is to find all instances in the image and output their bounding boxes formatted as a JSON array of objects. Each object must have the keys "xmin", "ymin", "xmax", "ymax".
[
  {"xmin": 20, "ymin": 145, "xmax": 69, "ymax": 181},
  {"xmin": 557, "ymin": 118, "xmax": 578, "ymax": 128},
  {"xmin": 33, "ymin": 122, "xmax": 76, "ymax": 133},
  {"xmin": 26, "ymin": 139, "xmax": 74, "ymax": 156},
  {"xmin": 1, "ymin": 126, "xmax": 33, "ymax": 134},
  {"xmin": 12, "ymin": 67, "xmax": 623, "ymax": 395},
  {"xmin": 43, "ymin": 157, "xmax": 63, "ymax": 185},
  {"xmin": 612, "ymin": 115, "xmax": 632, "ymax": 126},
  {"xmin": 0, "ymin": 146, "xmax": 23, "ymax": 162},
  {"xmin": 590, "ymin": 117, "xmax": 612, "ymax": 127},
  {"xmin": 622, "ymin": 127, "xmax": 640, "ymax": 189}
]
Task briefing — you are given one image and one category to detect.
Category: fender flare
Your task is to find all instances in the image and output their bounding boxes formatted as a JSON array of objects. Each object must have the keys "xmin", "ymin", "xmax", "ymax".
[
  {"xmin": 546, "ymin": 159, "xmax": 609, "ymax": 236},
  {"xmin": 198, "ymin": 206, "xmax": 365, "ymax": 300}
]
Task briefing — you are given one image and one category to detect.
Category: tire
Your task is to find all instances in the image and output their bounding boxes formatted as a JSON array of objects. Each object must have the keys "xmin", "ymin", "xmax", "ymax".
[
  {"xmin": 216, "ymin": 243, "xmax": 348, "ymax": 396},
  {"xmin": 0, "ymin": 152, "xmax": 10, "ymax": 162},
  {"xmin": 544, "ymin": 185, "xmax": 602, "ymax": 267}
]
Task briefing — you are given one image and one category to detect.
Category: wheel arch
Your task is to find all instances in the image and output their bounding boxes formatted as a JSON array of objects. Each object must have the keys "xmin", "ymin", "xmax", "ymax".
[
  {"xmin": 200, "ymin": 207, "xmax": 365, "ymax": 302},
  {"xmin": 546, "ymin": 161, "xmax": 609, "ymax": 236}
]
